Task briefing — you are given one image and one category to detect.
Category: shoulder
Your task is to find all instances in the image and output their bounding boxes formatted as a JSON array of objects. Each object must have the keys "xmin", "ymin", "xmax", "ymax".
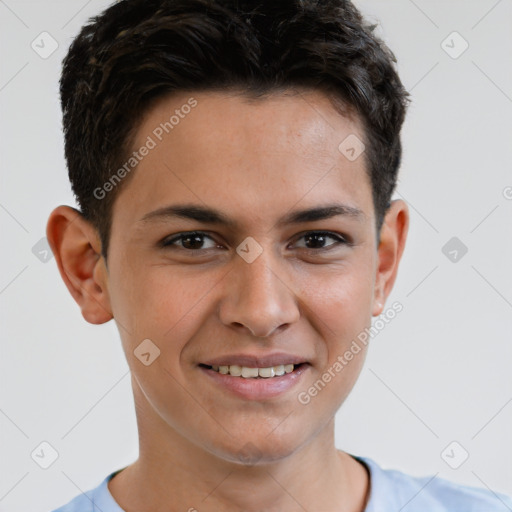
[
  {"xmin": 354, "ymin": 455, "xmax": 512, "ymax": 512},
  {"xmin": 51, "ymin": 492, "xmax": 94, "ymax": 512},
  {"xmin": 50, "ymin": 472, "xmax": 123, "ymax": 512}
]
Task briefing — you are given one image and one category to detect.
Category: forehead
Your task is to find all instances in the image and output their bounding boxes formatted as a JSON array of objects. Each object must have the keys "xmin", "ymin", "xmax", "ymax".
[
  {"xmin": 135, "ymin": 88, "xmax": 362, "ymax": 163},
  {"xmin": 112, "ymin": 89, "xmax": 373, "ymax": 231}
]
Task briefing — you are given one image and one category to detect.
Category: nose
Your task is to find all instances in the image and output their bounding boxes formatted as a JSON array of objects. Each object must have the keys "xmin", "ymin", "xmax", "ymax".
[{"xmin": 218, "ymin": 248, "xmax": 300, "ymax": 338}]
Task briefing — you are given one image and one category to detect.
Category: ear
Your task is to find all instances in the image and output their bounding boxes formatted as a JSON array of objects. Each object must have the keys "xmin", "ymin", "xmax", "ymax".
[
  {"xmin": 372, "ymin": 199, "xmax": 409, "ymax": 316},
  {"xmin": 46, "ymin": 205, "xmax": 113, "ymax": 324}
]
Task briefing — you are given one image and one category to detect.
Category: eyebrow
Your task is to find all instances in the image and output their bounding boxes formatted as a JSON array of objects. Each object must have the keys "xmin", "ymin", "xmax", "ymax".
[{"xmin": 139, "ymin": 203, "xmax": 365, "ymax": 228}]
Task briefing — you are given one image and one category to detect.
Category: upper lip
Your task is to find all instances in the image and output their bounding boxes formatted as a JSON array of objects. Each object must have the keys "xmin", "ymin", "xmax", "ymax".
[{"xmin": 201, "ymin": 353, "xmax": 309, "ymax": 368}]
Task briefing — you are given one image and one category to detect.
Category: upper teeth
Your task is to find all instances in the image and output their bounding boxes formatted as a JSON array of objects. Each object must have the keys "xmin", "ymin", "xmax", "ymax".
[{"xmin": 211, "ymin": 364, "xmax": 295, "ymax": 378}]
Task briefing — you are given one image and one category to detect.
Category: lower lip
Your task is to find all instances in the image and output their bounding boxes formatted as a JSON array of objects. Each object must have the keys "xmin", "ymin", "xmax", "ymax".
[{"xmin": 199, "ymin": 364, "xmax": 310, "ymax": 400}]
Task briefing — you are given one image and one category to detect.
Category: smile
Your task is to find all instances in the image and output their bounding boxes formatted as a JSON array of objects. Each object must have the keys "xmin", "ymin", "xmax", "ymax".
[
  {"xmin": 206, "ymin": 363, "xmax": 296, "ymax": 378},
  {"xmin": 198, "ymin": 363, "xmax": 310, "ymax": 400}
]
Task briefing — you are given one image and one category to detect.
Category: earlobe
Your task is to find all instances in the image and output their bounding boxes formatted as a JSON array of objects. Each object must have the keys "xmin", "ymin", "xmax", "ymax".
[
  {"xmin": 372, "ymin": 199, "xmax": 409, "ymax": 316},
  {"xmin": 46, "ymin": 205, "xmax": 113, "ymax": 324}
]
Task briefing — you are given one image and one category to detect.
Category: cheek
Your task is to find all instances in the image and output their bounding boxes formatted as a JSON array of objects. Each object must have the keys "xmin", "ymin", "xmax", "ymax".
[
  {"xmin": 109, "ymin": 261, "xmax": 225, "ymax": 355},
  {"xmin": 296, "ymin": 259, "xmax": 375, "ymax": 346},
  {"xmin": 293, "ymin": 276, "xmax": 371, "ymax": 424},
  {"xmin": 292, "ymin": 259, "xmax": 374, "ymax": 409}
]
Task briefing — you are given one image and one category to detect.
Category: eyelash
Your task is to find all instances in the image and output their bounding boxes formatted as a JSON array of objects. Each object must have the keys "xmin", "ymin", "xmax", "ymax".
[{"xmin": 160, "ymin": 230, "xmax": 351, "ymax": 253}]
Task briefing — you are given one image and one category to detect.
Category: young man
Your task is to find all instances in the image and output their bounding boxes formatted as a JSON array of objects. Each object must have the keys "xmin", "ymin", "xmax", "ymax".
[{"xmin": 47, "ymin": 0, "xmax": 512, "ymax": 510}]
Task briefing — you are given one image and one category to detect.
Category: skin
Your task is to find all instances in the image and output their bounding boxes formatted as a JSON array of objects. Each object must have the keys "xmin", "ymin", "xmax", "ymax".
[{"xmin": 47, "ymin": 89, "xmax": 408, "ymax": 512}]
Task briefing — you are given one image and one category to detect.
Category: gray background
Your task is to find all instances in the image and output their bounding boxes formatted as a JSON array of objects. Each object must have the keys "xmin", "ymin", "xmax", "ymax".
[{"xmin": 1, "ymin": 1, "xmax": 511, "ymax": 510}]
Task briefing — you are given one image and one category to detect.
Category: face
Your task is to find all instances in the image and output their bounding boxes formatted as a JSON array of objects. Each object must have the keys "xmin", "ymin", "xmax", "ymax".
[{"xmin": 79, "ymin": 89, "xmax": 401, "ymax": 464}]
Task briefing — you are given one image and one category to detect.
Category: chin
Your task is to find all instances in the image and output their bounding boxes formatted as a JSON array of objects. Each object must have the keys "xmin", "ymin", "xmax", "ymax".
[{"xmin": 205, "ymin": 432, "xmax": 305, "ymax": 467}]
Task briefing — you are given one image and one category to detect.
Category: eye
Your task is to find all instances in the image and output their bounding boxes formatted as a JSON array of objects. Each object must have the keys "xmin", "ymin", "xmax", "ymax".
[
  {"xmin": 161, "ymin": 231, "xmax": 220, "ymax": 251},
  {"xmin": 160, "ymin": 230, "xmax": 350, "ymax": 253},
  {"xmin": 292, "ymin": 231, "xmax": 350, "ymax": 251}
]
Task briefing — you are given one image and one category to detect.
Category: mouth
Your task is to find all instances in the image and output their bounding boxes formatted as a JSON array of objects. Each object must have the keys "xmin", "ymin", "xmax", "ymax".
[
  {"xmin": 198, "ymin": 362, "xmax": 310, "ymax": 400},
  {"xmin": 199, "ymin": 362, "xmax": 307, "ymax": 378}
]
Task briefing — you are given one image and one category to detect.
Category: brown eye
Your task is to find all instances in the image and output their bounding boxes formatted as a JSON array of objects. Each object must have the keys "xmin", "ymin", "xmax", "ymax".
[
  {"xmin": 162, "ymin": 231, "xmax": 219, "ymax": 250},
  {"xmin": 180, "ymin": 233, "xmax": 207, "ymax": 250},
  {"xmin": 293, "ymin": 231, "xmax": 348, "ymax": 250}
]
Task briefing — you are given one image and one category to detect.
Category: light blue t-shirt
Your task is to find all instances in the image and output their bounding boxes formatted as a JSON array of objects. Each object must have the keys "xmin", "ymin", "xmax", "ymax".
[{"xmin": 51, "ymin": 455, "xmax": 512, "ymax": 511}]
